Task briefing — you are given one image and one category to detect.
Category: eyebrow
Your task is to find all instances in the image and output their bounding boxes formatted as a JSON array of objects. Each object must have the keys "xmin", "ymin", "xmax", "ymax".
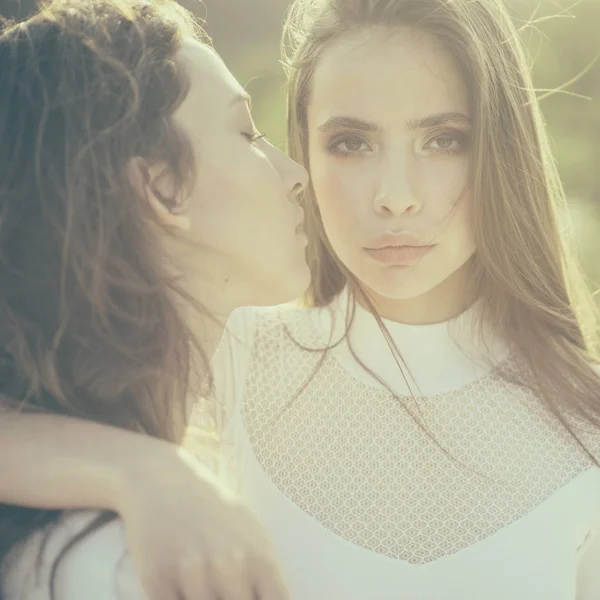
[
  {"xmin": 406, "ymin": 112, "xmax": 471, "ymax": 130},
  {"xmin": 318, "ymin": 116, "xmax": 379, "ymax": 133},
  {"xmin": 230, "ymin": 91, "xmax": 252, "ymax": 109},
  {"xmin": 317, "ymin": 112, "xmax": 471, "ymax": 133}
]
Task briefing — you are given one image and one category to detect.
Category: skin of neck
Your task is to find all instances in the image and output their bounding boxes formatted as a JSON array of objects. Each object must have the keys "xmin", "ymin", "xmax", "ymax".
[
  {"xmin": 184, "ymin": 273, "xmax": 240, "ymax": 359},
  {"xmin": 166, "ymin": 236, "xmax": 251, "ymax": 360}
]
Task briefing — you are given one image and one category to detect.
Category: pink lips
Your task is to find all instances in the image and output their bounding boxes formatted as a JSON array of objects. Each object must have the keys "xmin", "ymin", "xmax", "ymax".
[{"xmin": 364, "ymin": 232, "xmax": 435, "ymax": 266}]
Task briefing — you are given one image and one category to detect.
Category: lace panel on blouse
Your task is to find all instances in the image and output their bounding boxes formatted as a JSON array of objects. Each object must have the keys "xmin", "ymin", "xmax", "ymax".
[{"xmin": 240, "ymin": 309, "xmax": 597, "ymax": 564}]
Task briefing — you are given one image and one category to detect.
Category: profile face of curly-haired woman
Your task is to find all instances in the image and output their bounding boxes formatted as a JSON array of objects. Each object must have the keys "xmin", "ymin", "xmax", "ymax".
[{"xmin": 171, "ymin": 40, "xmax": 310, "ymax": 311}]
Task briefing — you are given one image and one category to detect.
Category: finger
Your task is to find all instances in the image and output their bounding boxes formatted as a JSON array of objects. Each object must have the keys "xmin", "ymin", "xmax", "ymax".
[
  {"xmin": 210, "ymin": 552, "xmax": 255, "ymax": 600},
  {"xmin": 178, "ymin": 555, "xmax": 217, "ymax": 600},
  {"xmin": 250, "ymin": 556, "xmax": 291, "ymax": 600},
  {"xmin": 138, "ymin": 574, "xmax": 179, "ymax": 600},
  {"xmin": 131, "ymin": 557, "xmax": 179, "ymax": 600}
]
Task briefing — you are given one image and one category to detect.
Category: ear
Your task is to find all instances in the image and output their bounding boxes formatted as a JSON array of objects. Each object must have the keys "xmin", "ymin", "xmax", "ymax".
[{"xmin": 126, "ymin": 157, "xmax": 191, "ymax": 232}]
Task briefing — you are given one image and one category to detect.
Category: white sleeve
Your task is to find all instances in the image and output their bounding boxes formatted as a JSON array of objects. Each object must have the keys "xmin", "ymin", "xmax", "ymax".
[
  {"xmin": 577, "ymin": 518, "xmax": 600, "ymax": 599},
  {"xmin": 576, "ymin": 367, "xmax": 600, "ymax": 598},
  {"xmin": 210, "ymin": 307, "xmax": 257, "ymax": 487},
  {"xmin": 3, "ymin": 512, "xmax": 145, "ymax": 600}
]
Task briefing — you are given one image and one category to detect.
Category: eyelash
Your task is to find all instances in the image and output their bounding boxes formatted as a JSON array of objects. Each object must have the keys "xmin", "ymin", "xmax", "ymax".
[
  {"xmin": 326, "ymin": 130, "xmax": 471, "ymax": 157},
  {"xmin": 327, "ymin": 134, "xmax": 371, "ymax": 156},
  {"xmin": 244, "ymin": 132, "xmax": 267, "ymax": 144},
  {"xmin": 424, "ymin": 131, "xmax": 470, "ymax": 154}
]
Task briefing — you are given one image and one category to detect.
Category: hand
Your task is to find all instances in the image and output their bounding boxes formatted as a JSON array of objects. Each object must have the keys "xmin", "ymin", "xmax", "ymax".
[{"xmin": 115, "ymin": 443, "xmax": 290, "ymax": 600}]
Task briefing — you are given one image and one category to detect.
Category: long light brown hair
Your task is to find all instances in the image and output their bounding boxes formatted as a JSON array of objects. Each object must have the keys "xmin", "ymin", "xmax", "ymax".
[
  {"xmin": 282, "ymin": 0, "xmax": 600, "ymax": 450},
  {"xmin": 0, "ymin": 0, "xmax": 208, "ymax": 591}
]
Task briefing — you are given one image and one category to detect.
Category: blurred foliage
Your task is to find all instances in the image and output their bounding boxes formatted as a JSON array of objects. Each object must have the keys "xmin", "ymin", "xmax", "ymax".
[{"xmin": 2, "ymin": 0, "xmax": 599, "ymax": 290}]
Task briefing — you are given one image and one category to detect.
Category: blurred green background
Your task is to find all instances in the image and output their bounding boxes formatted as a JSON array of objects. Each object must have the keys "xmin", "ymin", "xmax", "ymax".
[{"xmin": 2, "ymin": 0, "xmax": 599, "ymax": 292}]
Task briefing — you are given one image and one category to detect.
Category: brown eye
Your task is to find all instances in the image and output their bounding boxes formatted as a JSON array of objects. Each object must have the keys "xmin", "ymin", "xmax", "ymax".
[
  {"xmin": 328, "ymin": 134, "xmax": 371, "ymax": 156},
  {"xmin": 435, "ymin": 134, "xmax": 455, "ymax": 149},
  {"xmin": 342, "ymin": 137, "xmax": 364, "ymax": 152},
  {"xmin": 424, "ymin": 131, "xmax": 470, "ymax": 154}
]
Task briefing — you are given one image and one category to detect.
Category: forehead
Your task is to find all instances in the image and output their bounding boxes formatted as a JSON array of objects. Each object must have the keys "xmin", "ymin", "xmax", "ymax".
[
  {"xmin": 309, "ymin": 27, "xmax": 469, "ymax": 124},
  {"xmin": 174, "ymin": 38, "xmax": 245, "ymax": 125}
]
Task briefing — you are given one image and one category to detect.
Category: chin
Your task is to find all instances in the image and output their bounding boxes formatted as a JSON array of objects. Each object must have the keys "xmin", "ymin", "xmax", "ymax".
[{"xmin": 358, "ymin": 270, "xmax": 440, "ymax": 302}]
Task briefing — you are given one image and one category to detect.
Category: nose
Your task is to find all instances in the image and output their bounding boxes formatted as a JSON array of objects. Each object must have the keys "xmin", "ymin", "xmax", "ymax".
[
  {"xmin": 271, "ymin": 146, "xmax": 309, "ymax": 204},
  {"xmin": 373, "ymin": 152, "xmax": 422, "ymax": 217}
]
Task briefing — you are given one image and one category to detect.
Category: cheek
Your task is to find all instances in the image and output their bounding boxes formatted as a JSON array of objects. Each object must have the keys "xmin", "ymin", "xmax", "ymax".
[
  {"xmin": 187, "ymin": 161, "xmax": 235, "ymax": 235},
  {"xmin": 421, "ymin": 158, "xmax": 469, "ymax": 220},
  {"xmin": 185, "ymin": 158, "xmax": 261, "ymax": 254},
  {"xmin": 442, "ymin": 190, "xmax": 475, "ymax": 258},
  {"xmin": 190, "ymin": 151, "xmax": 295, "ymax": 263},
  {"xmin": 190, "ymin": 146, "xmax": 262, "ymax": 216},
  {"xmin": 456, "ymin": 191, "xmax": 475, "ymax": 244},
  {"xmin": 311, "ymin": 158, "xmax": 372, "ymax": 241}
]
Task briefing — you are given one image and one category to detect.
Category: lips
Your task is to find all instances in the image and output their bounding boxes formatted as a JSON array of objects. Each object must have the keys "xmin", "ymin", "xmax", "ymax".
[
  {"xmin": 364, "ymin": 232, "xmax": 434, "ymax": 266},
  {"xmin": 364, "ymin": 245, "xmax": 433, "ymax": 266}
]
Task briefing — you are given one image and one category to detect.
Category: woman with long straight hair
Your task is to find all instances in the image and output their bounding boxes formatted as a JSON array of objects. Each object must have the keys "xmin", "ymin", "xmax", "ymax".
[{"xmin": 2, "ymin": 0, "xmax": 600, "ymax": 599}]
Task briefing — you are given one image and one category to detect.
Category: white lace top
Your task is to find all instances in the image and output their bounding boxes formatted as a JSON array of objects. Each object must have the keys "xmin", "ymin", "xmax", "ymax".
[
  {"xmin": 4, "ymin": 290, "xmax": 600, "ymax": 600},
  {"xmin": 211, "ymin": 289, "xmax": 600, "ymax": 600}
]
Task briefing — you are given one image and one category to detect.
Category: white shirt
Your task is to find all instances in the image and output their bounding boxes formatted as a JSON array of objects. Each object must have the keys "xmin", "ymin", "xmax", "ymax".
[
  {"xmin": 211, "ymin": 289, "xmax": 600, "ymax": 600},
  {"xmin": 5, "ymin": 290, "xmax": 600, "ymax": 600}
]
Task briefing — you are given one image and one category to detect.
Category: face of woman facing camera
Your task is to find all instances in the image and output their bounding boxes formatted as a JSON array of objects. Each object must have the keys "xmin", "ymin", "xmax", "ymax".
[
  {"xmin": 307, "ymin": 28, "xmax": 476, "ymax": 323},
  {"xmin": 154, "ymin": 39, "xmax": 310, "ymax": 314}
]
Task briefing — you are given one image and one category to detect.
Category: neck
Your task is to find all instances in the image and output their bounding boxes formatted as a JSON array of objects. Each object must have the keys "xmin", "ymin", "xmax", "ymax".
[
  {"xmin": 170, "ymin": 239, "xmax": 246, "ymax": 357},
  {"xmin": 325, "ymin": 277, "xmax": 507, "ymax": 398},
  {"xmin": 184, "ymin": 279, "xmax": 239, "ymax": 359},
  {"xmin": 359, "ymin": 260, "xmax": 475, "ymax": 325}
]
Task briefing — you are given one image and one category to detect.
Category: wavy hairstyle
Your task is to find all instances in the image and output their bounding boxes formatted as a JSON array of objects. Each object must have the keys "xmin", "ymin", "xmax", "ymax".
[{"xmin": 0, "ymin": 0, "xmax": 209, "ymax": 592}]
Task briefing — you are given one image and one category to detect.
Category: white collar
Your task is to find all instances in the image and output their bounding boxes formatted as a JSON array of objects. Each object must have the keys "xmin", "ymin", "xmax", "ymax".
[{"xmin": 312, "ymin": 287, "xmax": 509, "ymax": 397}]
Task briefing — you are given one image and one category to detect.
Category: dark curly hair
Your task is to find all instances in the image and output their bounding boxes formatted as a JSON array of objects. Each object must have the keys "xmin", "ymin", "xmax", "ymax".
[{"xmin": 0, "ymin": 0, "xmax": 210, "ymax": 594}]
